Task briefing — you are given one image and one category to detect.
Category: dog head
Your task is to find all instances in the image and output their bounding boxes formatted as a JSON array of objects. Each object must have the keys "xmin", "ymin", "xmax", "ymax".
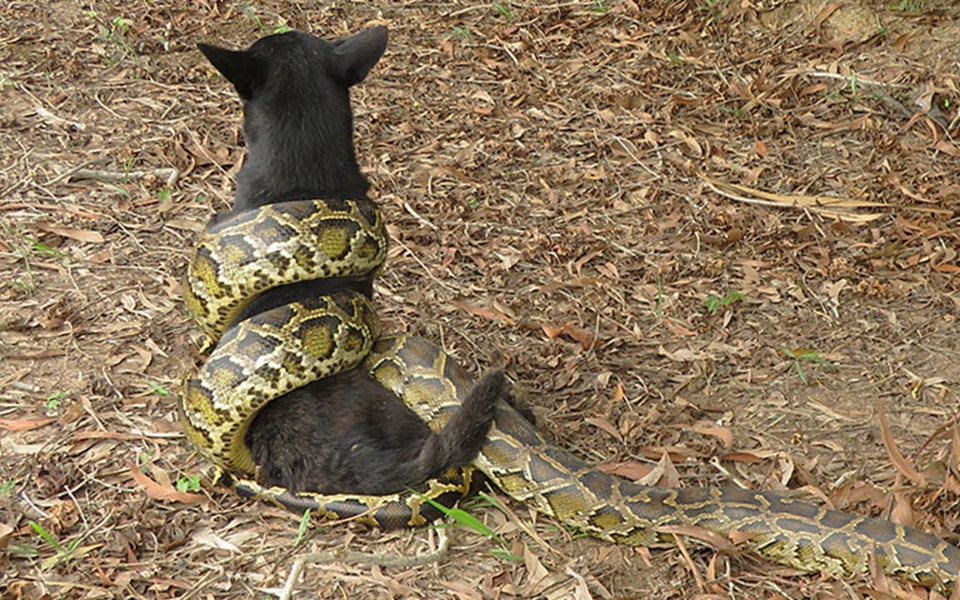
[{"xmin": 198, "ymin": 27, "xmax": 388, "ymax": 210}]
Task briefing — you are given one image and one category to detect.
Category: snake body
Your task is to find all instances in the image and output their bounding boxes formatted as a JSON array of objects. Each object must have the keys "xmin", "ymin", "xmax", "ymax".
[
  {"xmin": 218, "ymin": 331, "xmax": 960, "ymax": 590},
  {"xmin": 179, "ymin": 198, "xmax": 479, "ymax": 526},
  {"xmin": 376, "ymin": 334, "xmax": 960, "ymax": 591}
]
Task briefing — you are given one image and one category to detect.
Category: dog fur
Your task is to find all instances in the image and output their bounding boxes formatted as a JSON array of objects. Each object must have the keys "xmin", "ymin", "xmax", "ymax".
[{"xmin": 198, "ymin": 27, "xmax": 507, "ymax": 495}]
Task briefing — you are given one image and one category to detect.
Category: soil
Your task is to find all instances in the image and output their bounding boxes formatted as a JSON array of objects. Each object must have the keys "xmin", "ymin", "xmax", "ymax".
[{"xmin": 2, "ymin": 1, "xmax": 959, "ymax": 599}]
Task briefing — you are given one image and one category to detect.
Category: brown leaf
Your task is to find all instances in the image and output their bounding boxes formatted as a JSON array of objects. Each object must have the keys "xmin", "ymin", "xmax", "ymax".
[
  {"xmin": 127, "ymin": 461, "xmax": 205, "ymax": 503},
  {"xmin": 718, "ymin": 450, "xmax": 778, "ymax": 464},
  {"xmin": 598, "ymin": 460, "xmax": 652, "ymax": 481},
  {"xmin": 889, "ymin": 492, "xmax": 916, "ymax": 529},
  {"xmin": 693, "ymin": 426, "xmax": 733, "ymax": 449},
  {"xmin": 934, "ymin": 141, "xmax": 960, "ymax": 158},
  {"xmin": 585, "ymin": 417, "xmax": 622, "ymax": 442},
  {"xmin": 661, "ymin": 317, "xmax": 696, "ymax": 337},
  {"xmin": 449, "ymin": 300, "xmax": 513, "ymax": 324},
  {"xmin": 0, "ymin": 417, "xmax": 56, "ymax": 431},
  {"xmin": 932, "ymin": 263, "xmax": 960, "ymax": 273},
  {"xmin": 659, "ymin": 524, "xmax": 735, "ymax": 552},
  {"xmin": 542, "ymin": 322, "xmax": 602, "ymax": 350},
  {"xmin": 877, "ymin": 410, "xmax": 925, "ymax": 485},
  {"xmin": 0, "ymin": 523, "xmax": 12, "ymax": 551},
  {"xmin": 36, "ymin": 224, "xmax": 104, "ymax": 244}
]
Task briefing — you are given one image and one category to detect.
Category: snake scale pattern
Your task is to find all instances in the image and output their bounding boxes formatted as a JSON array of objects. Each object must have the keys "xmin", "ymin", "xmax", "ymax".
[{"xmin": 179, "ymin": 27, "xmax": 960, "ymax": 593}]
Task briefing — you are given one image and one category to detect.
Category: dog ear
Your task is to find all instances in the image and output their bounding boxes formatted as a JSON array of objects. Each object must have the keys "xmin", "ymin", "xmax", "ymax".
[
  {"xmin": 330, "ymin": 26, "xmax": 388, "ymax": 87},
  {"xmin": 197, "ymin": 43, "xmax": 266, "ymax": 100}
]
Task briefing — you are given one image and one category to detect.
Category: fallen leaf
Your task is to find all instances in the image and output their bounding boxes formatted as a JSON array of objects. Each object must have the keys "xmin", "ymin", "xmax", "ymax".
[
  {"xmin": 449, "ymin": 300, "xmax": 513, "ymax": 324},
  {"xmin": 36, "ymin": 224, "xmax": 104, "ymax": 243},
  {"xmin": 542, "ymin": 322, "xmax": 602, "ymax": 350},
  {"xmin": 718, "ymin": 450, "xmax": 779, "ymax": 463},
  {"xmin": 128, "ymin": 461, "xmax": 205, "ymax": 503},
  {"xmin": 598, "ymin": 460, "xmax": 652, "ymax": 481},
  {"xmin": 191, "ymin": 527, "xmax": 241, "ymax": 553},
  {"xmin": 877, "ymin": 410, "xmax": 925, "ymax": 485},
  {"xmin": 0, "ymin": 417, "xmax": 56, "ymax": 431},
  {"xmin": 889, "ymin": 492, "xmax": 916, "ymax": 529},
  {"xmin": 0, "ymin": 523, "xmax": 12, "ymax": 551},
  {"xmin": 693, "ymin": 426, "xmax": 733, "ymax": 449},
  {"xmin": 585, "ymin": 417, "xmax": 622, "ymax": 442}
]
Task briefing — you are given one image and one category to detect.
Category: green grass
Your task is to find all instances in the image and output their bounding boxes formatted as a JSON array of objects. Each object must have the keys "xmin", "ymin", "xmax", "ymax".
[
  {"xmin": 242, "ymin": 3, "xmax": 291, "ymax": 34},
  {"xmin": 446, "ymin": 25, "xmax": 472, "ymax": 40},
  {"xmin": 704, "ymin": 290, "xmax": 745, "ymax": 315},
  {"xmin": 146, "ymin": 380, "xmax": 170, "ymax": 396},
  {"xmin": 84, "ymin": 11, "xmax": 143, "ymax": 67},
  {"xmin": 781, "ymin": 348, "xmax": 840, "ymax": 384},
  {"xmin": 28, "ymin": 521, "xmax": 100, "ymax": 570},
  {"xmin": 295, "ymin": 509, "xmax": 311, "ymax": 545},
  {"xmin": 492, "ymin": 1, "xmax": 513, "ymax": 21},
  {"xmin": 46, "ymin": 390, "xmax": 67, "ymax": 411},
  {"xmin": 587, "ymin": 0, "xmax": 609, "ymax": 14},
  {"xmin": 176, "ymin": 474, "xmax": 201, "ymax": 493},
  {"xmin": 2, "ymin": 222, "xmax": 65, "ymax": 291},
  {"xmin": 418, "ymin": 491, "xmax": 523, "ymax": 561},
  {"xmin": 696, "ymin": 0, "xmax": 729, "ymax": 25}
]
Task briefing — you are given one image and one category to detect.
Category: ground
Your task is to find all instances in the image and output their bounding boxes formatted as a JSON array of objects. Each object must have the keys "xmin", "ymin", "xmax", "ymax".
[{"xmin": 1, "ymin": 0, "xmax": 959, "ymax": 598}]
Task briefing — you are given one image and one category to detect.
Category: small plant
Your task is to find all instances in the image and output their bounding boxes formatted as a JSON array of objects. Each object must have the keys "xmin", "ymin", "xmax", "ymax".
[
  {"xmin": 446, "ymin": 26, "xmax": 472, "ymax": 40},
  {"xmin": 3, "ymin": 222, "xmax": 66, "ymax": 290},
  {"xmin": 889, "ymin": 0, "xmax": 925, "ymax": 12},
  {"xmin": 176, "ymin": 474, "xmax": 201, "ymax": 493},
  {"xmin": 295, "ymin": 509, "xmax": 311, "ymax": 545},
  {"xmin": 781, "ymin": 348, "xmax": 839, "ymax": 384},
  {"xmin": 704, "ymin": 290, "xmax": 745, "ymax": 315},
  {"xmin": 89, "ymin": 13, "xmax": 141, "ymax": 67},
  {"xmin": 587, "ymin": 0, "xmax": 609, "ymax": 14},
  {"xmin": 0, "ymin": 480, "xmax": 16, "ymax": 496},
  {"xmin": 418, "ymin": 491, "xmax": 522, "ymax": 561},
  {"xmin": 136, "ymin": 450, "xmax": 153, "ymax": 471},
  {"xmin": 46, "ymin": 390, "xmax": 67, "ymax": 410},
  {"xmin": 29, "ymin": 521, "xmax": 83, "ymax": 570},
  {"xmin": 146, "ymin": 381, "xmax": 170, "ymax": 396},
  {"xmin": 242, "ymin": 4, "xmax": 290, "ymax": 34},
  {"xmin": 696, "ymin": 0, "xmax": 729, "ymax": 25},
  {"xmin": 492, "ymin": 1, "xmax": 513, "ymax": 21}
]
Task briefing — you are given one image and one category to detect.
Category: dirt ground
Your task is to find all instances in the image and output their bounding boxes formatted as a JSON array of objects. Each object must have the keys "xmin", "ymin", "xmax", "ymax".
[{"xmin": 2, "ymin": 0, "xmax": 959, "ymax": 598}]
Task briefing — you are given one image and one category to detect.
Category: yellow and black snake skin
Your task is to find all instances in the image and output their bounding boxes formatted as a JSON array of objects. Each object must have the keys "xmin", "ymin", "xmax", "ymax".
[
  {"xmin": 179, "ymin": 198, "xmax": 960, "ymax": 592},
  {"xmin": 179, "ymin": 197, "xmax": 477, "ymax": 526}
]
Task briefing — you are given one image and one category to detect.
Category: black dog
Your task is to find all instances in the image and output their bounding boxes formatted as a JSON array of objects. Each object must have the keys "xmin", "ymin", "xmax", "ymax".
[{"xmin": 197, "ymin": 27, "xmax": 507, "ymax": 495}]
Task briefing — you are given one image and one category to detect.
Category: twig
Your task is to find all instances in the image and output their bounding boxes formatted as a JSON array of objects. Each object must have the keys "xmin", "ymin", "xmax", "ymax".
[
  {"xmin": 70, "ymin": 168, "xmax": 180, "ymax": 187},
  {"xmin": 400, "ymin": 199, "xmax": 438, "ymax": 231},
  {"xmin": 277, "ymin": 529, "xmax": 450, "ymax": 600}
]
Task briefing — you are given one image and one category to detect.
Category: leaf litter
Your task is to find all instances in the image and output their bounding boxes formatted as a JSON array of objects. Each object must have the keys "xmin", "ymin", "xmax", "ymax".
[{"xmin": 1, "ymin": 0, "xmax": 959, "ymax": 599}]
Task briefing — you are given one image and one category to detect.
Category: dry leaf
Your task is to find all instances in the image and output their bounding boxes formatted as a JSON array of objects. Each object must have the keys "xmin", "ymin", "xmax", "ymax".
[
  {"xmin": 877, "ymin": 410, "xmax": 925, "ymax": 485},
  {"xmin": 37, "ymin": 224, "xmax": 105, "ymax": 243},
  {"xmin": 191, "ymin": 527, "xmax": 241, "ymax": 553},
  {"xmin": 542, "ymin": 322, "xmax": 602, "ymax": 350},
  {"xmin": 0, "ymin": 417, "xmax": 57, "ymax": 431},
  {"xmin": 693, "ymin": 426, "xmax": 733, "ymax": 449},
  {"xmin": 598, "ymin": 460, "xmax": 652, "ymax": 481},
  {"xmin": 585, "ymin": 417, "xmax": 622, "ymax": 442},
  {"xmin": 128, "ymin": 461, "xmax": 205, "ymax": 503},
  {"xmin": 0, "ymin": 523, "xmax": 12, "ymax": 551},
  {"xmin": 450, "ymin": 300, "xmax": 513, "ymax": 324}
]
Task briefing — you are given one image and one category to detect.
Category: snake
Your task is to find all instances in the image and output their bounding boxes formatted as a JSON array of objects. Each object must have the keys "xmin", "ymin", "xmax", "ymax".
[{"xmin": 178, "ymin": 199, "xmax": 960, "ymax": 592}]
